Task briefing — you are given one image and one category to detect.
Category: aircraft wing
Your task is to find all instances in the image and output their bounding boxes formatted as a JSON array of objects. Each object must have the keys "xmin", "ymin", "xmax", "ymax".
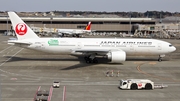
[
  {"xmin": 73, "ymin": 48, "xmax": 122, "ymax": 54},
  {"xmin": 57, "ymin": 30, "xmax": 73, "ymax": 35},
  {"xmin": 74, "ymin": 49, "xmax": 110, "ymax": 53},
  {"xmin": 63, "ymin": 32, "xmax": 73, "ymax": 35}
]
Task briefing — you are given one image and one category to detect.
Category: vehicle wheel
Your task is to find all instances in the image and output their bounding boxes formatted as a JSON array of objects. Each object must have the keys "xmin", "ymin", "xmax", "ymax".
[
  {"xmin": 130, "ymin": 83, "xmax": 138, "ymax": 90},
  {"xmin": 145, "ymin": 83, "xmax": 152, "ymax": 90}
]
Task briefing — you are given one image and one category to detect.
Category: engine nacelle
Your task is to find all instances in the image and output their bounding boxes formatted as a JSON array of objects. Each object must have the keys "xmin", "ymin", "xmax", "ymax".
[{"xmin": 107, "ymin": 51, "xmax": 126, "ymax": 63}]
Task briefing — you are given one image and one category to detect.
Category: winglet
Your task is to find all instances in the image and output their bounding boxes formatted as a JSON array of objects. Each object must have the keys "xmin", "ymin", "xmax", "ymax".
[{"xmin": 8, "ymin": 12, "xmax": 39, "ymax": 40}]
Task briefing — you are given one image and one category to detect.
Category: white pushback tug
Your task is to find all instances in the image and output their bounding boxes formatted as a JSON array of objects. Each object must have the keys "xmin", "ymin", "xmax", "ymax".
[{"xmin": 119, "ymin": 79, "xmax": 168, "ymax": 90}]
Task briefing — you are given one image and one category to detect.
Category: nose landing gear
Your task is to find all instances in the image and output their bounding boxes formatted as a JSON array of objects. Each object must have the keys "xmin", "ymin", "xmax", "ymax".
[
  {"xmin": 158, "ymin": 58, "xmax": 162, "ymax": 62},
  {"xmin": 158, "ymin": 54, "xmax": 165, "ymax": 62}
]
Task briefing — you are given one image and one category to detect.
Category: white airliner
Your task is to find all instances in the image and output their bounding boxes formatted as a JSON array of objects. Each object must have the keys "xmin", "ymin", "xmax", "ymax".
[
  {"xmin": 57, "ymin": 22, "xmax": 93, "ymax": 37},
  {"xmin": 8, "ymin": 12, "xmax": 176, "ymax": 63}
]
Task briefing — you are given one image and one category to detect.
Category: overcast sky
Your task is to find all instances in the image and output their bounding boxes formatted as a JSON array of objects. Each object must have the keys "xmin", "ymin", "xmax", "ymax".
[{"xmin": 1, "ymin": 0, "xmax": 180, "ymax": 12}]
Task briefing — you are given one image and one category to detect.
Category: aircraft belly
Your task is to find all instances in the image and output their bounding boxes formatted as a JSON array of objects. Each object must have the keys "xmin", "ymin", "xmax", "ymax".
[
  {"xmin": 28, "ymin": 45, "xmax": 72, "ymax": 54},
  {"xmin": 126, "ymin": 52, "xmax": 158, "ymax": 56},
  {"xmin": 126, "ymin": 50, "xmax": 164, "ymax": 56},
  {"xmin": 46, "ymin": 46, "xmax": 72, "ymax": 54},
  {"xmin": 125, "ymin": 46, "xmax": 159, "ymax": 56}
]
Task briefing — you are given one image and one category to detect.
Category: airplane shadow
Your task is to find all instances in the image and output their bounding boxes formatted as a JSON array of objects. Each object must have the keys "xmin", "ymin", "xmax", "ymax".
[
  {"xmin": 2, "ymin": 56, "xmax": 123, "ymax": 70},
  {"xmin": 2, "ymin": 56, "xmax": 167, "ymax": 70},
  {"xmin": 61, "ymin": 58, "xmax": 125, "ymax": 70},
  {"xmin": 61, "ymin": 63, "xmax": 92, "ymax": 70},
  {"xmin": 3, "ymin": 56, "xmax": 79, "ymax": 62}
]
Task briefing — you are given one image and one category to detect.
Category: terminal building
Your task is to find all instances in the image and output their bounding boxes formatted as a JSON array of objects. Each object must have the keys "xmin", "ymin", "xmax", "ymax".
[{"xmin": 0, "ymin": 16, "xmax": 155, "ymax": 33}]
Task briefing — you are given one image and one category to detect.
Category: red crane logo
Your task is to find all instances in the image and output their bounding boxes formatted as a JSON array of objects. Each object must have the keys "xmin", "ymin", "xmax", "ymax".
[{"xmin": 15, "ymin": 23, "xmax": 27, "ymax": 35}]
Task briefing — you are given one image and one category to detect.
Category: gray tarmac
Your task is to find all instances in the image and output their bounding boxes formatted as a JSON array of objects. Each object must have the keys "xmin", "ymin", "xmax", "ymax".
[{"xmin": 0, "ymin": 34, "xmax": 180, "ymax": 101}]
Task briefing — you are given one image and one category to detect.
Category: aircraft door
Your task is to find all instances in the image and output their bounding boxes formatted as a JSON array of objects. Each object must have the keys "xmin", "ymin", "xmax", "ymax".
[
  {"xmin": 41, "ymin": 42, "xmax": 45, "ymax": 49},
  {"xmin": 73, "ymin": 30, "xmax": 76, "ymax": 33},
  {"xmin": 77, "ymin": 42, "xmax": 83, "ymax": 49},
  {"xmin": 130, "ymin": 44, "xmax": 134, "ymax": 50},
  {"xmin": 158, "ymin": 43, "xmax": 162, "ymax": 50}
]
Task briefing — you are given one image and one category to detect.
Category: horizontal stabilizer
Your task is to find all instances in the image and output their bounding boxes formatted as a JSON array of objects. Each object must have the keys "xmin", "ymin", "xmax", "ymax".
[{"xmin": 8, "ymin": 40, "xmax": 32, "ymax": 45}]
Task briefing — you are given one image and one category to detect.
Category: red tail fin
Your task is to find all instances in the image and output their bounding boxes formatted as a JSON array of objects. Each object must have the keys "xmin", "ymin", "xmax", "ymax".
[{"xmin": 85, "ymin": 22, "xmax": 91, "ymax": 30}]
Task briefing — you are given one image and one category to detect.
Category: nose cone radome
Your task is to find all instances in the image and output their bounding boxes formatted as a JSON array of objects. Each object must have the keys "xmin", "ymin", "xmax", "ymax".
[
  {"xmin": 172, "ymin": 46, "xmax": 176, "ymax": 52},
  {"xmin": 169, "ymin": 46, "xmax": 176, "ymax": 53}
]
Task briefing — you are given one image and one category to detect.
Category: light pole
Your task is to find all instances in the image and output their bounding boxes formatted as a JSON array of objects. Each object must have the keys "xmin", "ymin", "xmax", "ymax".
[
  {"xmin": 129, "ymin": 11, "xmax": 132, "ymax": 34},
  {"xmin": 6, "ymin": 15, "xmax": 8, "ymax": 34},
  {"xmin": 50, "ymin": 17, "xmax": 53, "ymax": 33}
]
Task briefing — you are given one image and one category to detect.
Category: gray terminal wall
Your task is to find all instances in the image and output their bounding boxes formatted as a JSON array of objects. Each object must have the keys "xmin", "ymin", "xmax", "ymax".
[{"xmin": 0, "ymin": 19, "xmax": 155, "ymax": 33}]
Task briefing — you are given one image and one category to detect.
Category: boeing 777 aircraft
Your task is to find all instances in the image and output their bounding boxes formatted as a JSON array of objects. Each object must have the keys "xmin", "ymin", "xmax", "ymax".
[
  {"xmin": 8, "ymin": 12, "xmax": 176, "ymax": 63},
  {"xmin": 57, "ymin": 22, "xmax": 93, "ymax": 37}
]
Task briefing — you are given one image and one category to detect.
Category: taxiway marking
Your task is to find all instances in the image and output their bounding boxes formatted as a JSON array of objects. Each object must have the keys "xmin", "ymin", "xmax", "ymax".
[
  {"xmin": 0, "ymin": 48, "xmax": 24, "ymax": 67},
  {"xmin": 0, "ymin": 46, "xmax": 12, "ymax": 53},
  {"xmin": 136, "ymin": 63, "xmax": 179, "ymax": 82}
]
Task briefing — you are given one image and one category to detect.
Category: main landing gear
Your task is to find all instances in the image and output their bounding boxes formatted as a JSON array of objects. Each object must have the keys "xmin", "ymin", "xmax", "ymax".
[
  {"xmin": 158, "ymin": 54, "xmax": 165, "ymax": 62},
  {"xmin": 84, "ymin": 55, "xmax": 98, "ymax": 63}
]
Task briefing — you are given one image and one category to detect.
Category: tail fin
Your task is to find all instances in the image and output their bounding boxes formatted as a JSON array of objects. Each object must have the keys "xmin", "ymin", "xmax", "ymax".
[
  {"xmin": 85, "ymin": 22, "xmax": 91, "ymax": 30},
  {"xmin": 8, "ymin": 12, "xmax": 39, "ymax": 40}
]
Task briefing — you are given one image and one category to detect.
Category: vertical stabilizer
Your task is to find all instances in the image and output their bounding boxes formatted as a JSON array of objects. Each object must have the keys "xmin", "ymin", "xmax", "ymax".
[
  {"xmin": 85, "ymin": 22, "xmax": 91, "ymax": 30},
  {"xmin": 8, "ymin": 12, "xmax": 39, "ymax": 40}
]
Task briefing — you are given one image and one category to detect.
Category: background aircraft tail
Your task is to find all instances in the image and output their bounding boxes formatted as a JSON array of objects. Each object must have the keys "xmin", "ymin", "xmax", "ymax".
[
  {"xmin": 85, "ymin": 22, "xmax": 91, "ymax": 30},
  {"xmin": 8, "ymin": 12, "xmax": 39, "ymax": 40}
]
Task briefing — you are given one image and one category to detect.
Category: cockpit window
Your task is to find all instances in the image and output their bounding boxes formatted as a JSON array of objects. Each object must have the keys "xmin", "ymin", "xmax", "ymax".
[{"xmin": 169, "ymin": 44, "xmax": 173, "ymax": 47}]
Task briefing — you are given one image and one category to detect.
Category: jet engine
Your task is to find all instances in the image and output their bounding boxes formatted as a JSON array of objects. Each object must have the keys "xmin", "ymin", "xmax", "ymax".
[{"xmin": 107, "ymin": 51, "xmax": 126, "ymax": 63}]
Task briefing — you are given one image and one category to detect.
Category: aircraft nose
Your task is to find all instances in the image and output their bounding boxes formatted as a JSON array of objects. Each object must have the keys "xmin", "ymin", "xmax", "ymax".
[
  {"xmin": 170, "ymin": 46, "xmax": 176, "ymax": 52},
  {"xmin": 173, "ymin": 46, "xmax": 176, "ymax": 52}
]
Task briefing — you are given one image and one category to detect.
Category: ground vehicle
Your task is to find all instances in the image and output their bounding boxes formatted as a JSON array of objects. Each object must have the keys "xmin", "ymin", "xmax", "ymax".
[
  {"xmin": 35, "ymin": 90, "xmax": 49, "ymax": 101},
  {"xmin": 53, "ymin": 81, "xmax": 60, "ymax": 88},
  {"xmin": 37, "ymin": 90, "xmax": 49, "ymax": 96},
  {"xmin": 120, "ymin": 79, "xmax": 155, "ymax": 90},
  {"xmin": 119, "ymin": 79, "xmax": 168, "ymax": 90},
  {"xmin": 35, "ymin": 96, "xmax": 48, "ymax": 101}
]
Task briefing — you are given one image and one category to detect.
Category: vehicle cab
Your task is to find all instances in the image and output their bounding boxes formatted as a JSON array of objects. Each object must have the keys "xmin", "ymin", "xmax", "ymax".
[
  {"xmin": 53, "ymin": 81, "xmax": 60, "ymax": 88},
  {"xmin": 119, "ymin": 79, "xmax": 128, "ymax": 89}
]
